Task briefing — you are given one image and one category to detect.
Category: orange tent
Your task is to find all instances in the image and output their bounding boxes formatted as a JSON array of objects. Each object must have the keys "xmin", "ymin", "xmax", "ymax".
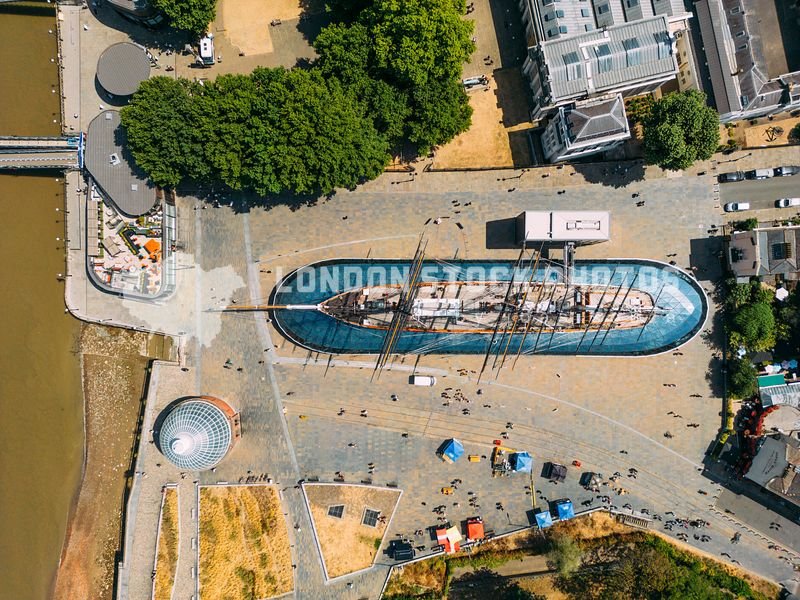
[
  {"xmin": 144, "ymin": 239, "xmax": 162, "ymax": 260},
  {"xmin": 466, "ymin": 518, "xmax": 485, "ymax": 541}
]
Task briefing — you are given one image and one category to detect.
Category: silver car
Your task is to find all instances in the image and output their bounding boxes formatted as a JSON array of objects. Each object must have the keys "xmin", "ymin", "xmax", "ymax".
[{"xmin": 724, "ymin": 202, "xmax": 751, "ymax": 212}]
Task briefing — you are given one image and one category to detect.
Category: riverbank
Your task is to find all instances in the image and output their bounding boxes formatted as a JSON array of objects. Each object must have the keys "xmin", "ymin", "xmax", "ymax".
[
  {"xmin": 54, "ymin": 325, "xmax": 168, "ymax": 600},
  {"xmin": 0, "ymin": 5, "xmax": 86, "ymax": 598}
]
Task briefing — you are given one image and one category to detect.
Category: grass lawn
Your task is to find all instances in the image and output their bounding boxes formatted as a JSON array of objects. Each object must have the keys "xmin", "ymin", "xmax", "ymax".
[
  {"xmin": 304, "ymin": 483, "xmax": 401, "ymax": 579},
  {"xmin": 199, "ymin": 485, "xmax": 293, "ymax": 600},
  {"xmin": 153, "ymin": 486, "xmax": 179, "ymax": 600}
]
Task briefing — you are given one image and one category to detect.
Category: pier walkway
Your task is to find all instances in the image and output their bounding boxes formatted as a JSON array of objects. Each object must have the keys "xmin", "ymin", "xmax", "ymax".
[{"xmin": 0, "ymin": 134, "xmax": 83, "ymax": 170}]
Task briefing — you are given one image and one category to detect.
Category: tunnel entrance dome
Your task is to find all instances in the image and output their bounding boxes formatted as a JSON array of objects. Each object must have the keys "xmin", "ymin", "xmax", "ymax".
[{"xmin": 157, "ymin": 397, "xmax": 240, "ymax": 471}]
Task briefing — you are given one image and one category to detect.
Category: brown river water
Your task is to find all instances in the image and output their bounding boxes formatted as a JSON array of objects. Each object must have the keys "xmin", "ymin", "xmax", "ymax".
[{"xmin": 0, "ymin": 3, "xmax": 84, "ymax": 598}]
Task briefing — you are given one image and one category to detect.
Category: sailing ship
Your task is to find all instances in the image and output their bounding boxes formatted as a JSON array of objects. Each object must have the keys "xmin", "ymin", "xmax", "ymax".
[{"xmin": 318, "ymin": 280, "xmax": 660, "ymax": 334}]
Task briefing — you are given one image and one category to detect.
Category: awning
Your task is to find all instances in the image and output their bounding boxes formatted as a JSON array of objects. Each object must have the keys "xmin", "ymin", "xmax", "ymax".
[
  {"xmin": 510, "ymin": 451, "xmax": 533, "ymax": 473},
  {"xmin": 557, "ymin": 500, "xmax": 575, "ymax": 521},
  {"xmin": 535, "ymin": 510, "xmax": 553, "ymax": 528},
  {"xmin": 440, "ymin": 438, "xmax": 465, "ymax": 463},
  {"xmin": 466, "ymin": 518, "xmax": 485, "ymax": 541}
]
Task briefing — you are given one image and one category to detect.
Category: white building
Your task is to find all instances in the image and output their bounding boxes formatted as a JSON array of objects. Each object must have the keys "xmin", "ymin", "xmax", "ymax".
[
  {"xmin": 540, "ymin": 95, "xmax": 630, "ymax": 162},
  {"xmin": 515, "ymin": 210, "xmax": 610, "ymax": 245}
]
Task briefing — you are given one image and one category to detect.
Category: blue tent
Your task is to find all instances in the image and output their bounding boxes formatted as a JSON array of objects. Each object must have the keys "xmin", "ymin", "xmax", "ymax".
[
  {"xmin": 556, "ymin": 500, "xmax": 575, "ymax": 521},
  {"xmin": 440, "ymin": 438, "xmax": 465, "ymax": 463},
  {"xmin": 510, "ymin": 452, "xmax": 533, "ymax": 473},
  {"xmin": 535, "ymin": 510, "xmax": 553, "ymax": 529}
]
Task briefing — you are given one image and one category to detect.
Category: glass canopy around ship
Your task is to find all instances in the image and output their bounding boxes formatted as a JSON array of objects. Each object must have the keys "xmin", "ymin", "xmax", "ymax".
[
  {"xmin": 158, "ymin": 399, "xmax": 232, "ymax": 470},
  {"xmin": 270, "ymin": 259, "xmax": 708, "ymax": 356}
]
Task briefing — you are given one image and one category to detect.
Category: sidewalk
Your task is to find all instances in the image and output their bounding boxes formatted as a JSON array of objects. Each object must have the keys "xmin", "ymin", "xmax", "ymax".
[{"xmin": 57, "ymin": 4, "xmax": 81, "ymax": 134}]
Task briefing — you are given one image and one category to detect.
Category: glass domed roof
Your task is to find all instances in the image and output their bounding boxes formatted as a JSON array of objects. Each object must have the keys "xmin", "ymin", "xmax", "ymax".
[{"xmin": 158, "ymin": 399, "xmax": 232, "ymax": 470}]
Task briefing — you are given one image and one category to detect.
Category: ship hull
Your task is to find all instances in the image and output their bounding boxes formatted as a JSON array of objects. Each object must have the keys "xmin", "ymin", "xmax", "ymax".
[{"xmin": 269, "ymin": 259, "xmax": 708, "ymax": 356}]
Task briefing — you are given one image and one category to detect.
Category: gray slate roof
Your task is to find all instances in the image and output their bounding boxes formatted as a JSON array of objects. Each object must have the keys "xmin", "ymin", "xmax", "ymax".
[
  {"xmin": 96, "ymin": 42, "xmax": 151, "ymax": 96},
  {"xmin": 85, "ymin": 111, "xmax": 157, "ymax": 217},
  {"xmin": 537, "ymin": 15, "xmax": 678, "ymax": 102},
  {"xmin": 529, "ymin": 0, "xmax": 687, "ymax": 43},
  {"xmin": 696, "ymin": 0, "xmax": 800, "ymax": 116},
  {"xmin": 564, "ymin": 95, "xmax": 628, "ymax": 142}
]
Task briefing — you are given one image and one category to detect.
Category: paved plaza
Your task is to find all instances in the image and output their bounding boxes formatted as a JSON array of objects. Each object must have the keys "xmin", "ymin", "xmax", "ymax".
[{"xmin": 90, "ymin": 168, "xmax": 800, "ymax": 599}]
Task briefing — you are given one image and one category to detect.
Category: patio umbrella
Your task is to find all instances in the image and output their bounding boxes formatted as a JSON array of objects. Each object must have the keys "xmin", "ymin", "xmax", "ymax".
[
  {"xmin": 782, "ymin": 361, "xmax": 790, "ymax": 370},
  {"xmin": 789, "ymin": 359, "xmax": 798, "ymax": 370}
]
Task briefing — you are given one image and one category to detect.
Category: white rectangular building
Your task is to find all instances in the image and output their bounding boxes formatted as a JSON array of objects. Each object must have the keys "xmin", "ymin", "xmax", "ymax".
[{"xmin": 516, "ymin": 210, "xmax": 610, "ymax": 245}]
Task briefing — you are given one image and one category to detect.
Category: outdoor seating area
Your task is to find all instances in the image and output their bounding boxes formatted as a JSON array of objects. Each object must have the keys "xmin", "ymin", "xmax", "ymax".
[{"xmin": 88, "ymin": 183, "xmax": 164, "ymax": 295}]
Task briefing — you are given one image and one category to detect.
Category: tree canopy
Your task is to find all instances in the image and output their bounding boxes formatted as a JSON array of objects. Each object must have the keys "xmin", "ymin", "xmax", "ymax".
[
  {"xmin": 122, "ymin": 0, "xmax": 475, "ymax": 195},
  {"xmin": 150, "ymin": 0, "xmax": 216, "ymax": 36},
  {"xmin": 121, "ymin": 71, "xmax": 390, "ymax": 195},
  {"xmin": 546, "ymin": 533, "xmax": 582, "ymax": 577},
  {"xmin": 729, "ymin": 358, "xmax": 758, "ymax": 399},
  {"xmin": 730, "ymin": 302, "xmax": 776, "ymax": 352},
  {"xmin": 642, "ymin": 90, "xmax": 720, "ymax": 171},
  {"xmin": 314, "ymin": 0, "xmax": 474, "ymax": 153}
]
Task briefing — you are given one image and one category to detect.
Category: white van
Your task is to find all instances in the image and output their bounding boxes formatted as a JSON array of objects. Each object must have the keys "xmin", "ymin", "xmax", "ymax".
[
  {"xmin": 745, "ymin": 169, "xmax": 773, "ymax": 180},
  {"xmin": 410, "ymin": 375, "xmax": 436, "ymax": 386}
]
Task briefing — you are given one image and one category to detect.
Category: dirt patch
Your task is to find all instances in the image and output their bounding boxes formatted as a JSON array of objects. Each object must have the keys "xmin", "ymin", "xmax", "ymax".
[
  {"xmin": 154, "ymin": 486, "xmax": 179, "ymax": 600},
  {"xmin": 550, "ymin": 511, "xmax": 631, "ymax": 541},
  {"xmin": 743, "ymin": 116, "xmax": 800, "ymax": 148},
  {"xmin": 385, "ymin": 555, "xmax": 447, "ymax": 597},
  {"xmin": 517, "ymin": 574, "xmax": 570, "ymax": 599},
  {"xmin": 218, "ymin": 0, "xmax": 323, "ymax": 55},
  {"xmin": 432, "ymin": 69, "xmax": 532, "ymax": 169},
  {"xmin": 304, "ymin": 483, "xmax": 401, "ymax": 578},
  {"xmin": 199, "ymin": 485, "xmax": 293, "ymax": 599},
  {"xmin": 53, "ymin": 325, "xmax": 155, "ymax": 600}
]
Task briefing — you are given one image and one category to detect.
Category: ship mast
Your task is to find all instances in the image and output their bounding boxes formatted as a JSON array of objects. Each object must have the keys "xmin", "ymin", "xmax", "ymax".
[{"xmin": 372, "ymin": 235, "xmax": 427, "ymax": 379}]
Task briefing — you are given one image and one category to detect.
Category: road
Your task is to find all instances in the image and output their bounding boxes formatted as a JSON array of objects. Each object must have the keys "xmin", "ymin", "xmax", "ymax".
[{"xmin": 719, "ymin": 176, "xmax": 800, "ymax": 210}]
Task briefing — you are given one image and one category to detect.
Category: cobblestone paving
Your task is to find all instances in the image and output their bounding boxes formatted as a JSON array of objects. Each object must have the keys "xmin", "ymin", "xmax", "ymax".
[{"xmin": 105, "ymin": 166, "xmax": 800, "ymax": 599}]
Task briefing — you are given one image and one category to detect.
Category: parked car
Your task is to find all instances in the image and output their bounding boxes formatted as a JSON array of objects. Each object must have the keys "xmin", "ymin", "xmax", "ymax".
[
  {"xmin": 776, "ymin": 197, "xmax": 800, "ymax": 208},
  {"xmin": 724, "ymin": 202, "xmax": 751, "ymax": 212},
  {"xmin": 744, "ymin": 169, "xmax": 773, "ymax": 180},
  {"xmin": 774, "ymin": 166, "xmax": 800, "ymax": 177},
  {"xmin": 718, "ymin": 171, "xmax": 744, "ymax": 183}
]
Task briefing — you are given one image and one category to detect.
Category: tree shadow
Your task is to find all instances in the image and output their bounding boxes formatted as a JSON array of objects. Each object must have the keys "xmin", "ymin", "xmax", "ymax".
[
  {"xmin": 176, "ymin": 181, "xmax": 330, "ymax": 213},
  {"xmin": 91, "ymin": 3, "xmax": 189, "ymax": 52},
  {"xmin": 486, "ymin": 0, "xmax": 529, "ymax": 68},
  {"xmin": 571, "ymin": 160, "xmax": 647, "ymax": 188},
  {"xmin": 293, "ymin": 11, "xmax": 333, "ymax": 46}
]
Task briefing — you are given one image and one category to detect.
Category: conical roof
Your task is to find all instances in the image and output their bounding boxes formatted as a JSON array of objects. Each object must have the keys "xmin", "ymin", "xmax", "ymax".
[{"xmin": 159, "ymin": 399, "xmax": 232, "ymax": 470}]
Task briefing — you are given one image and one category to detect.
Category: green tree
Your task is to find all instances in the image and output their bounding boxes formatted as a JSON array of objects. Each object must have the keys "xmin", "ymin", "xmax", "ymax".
[
  {"xmin": 121, "ymin": 77, "xmax": 207, "ymax": 188},
  {"xmin": 547, "ymin": 533, "xmax": 582, "ymax": 577},
  {"xmin": 151, "ymin": 0, "xmax": 216, "ymax": 35},
  {"xmin": 313, "ymin": 23, "xmax": 411, "ymax": 144},
  {"xmin": 407, "ymin": 76, "xmax": 473, "ymax": 154},
  {"xmin": 728, "ymin": 358, "xmax": 757, "ymax": 399},
  {"xmin": 315, "ymin": 0, "xmax": 474, "ymax": 151},
  {"xmin": 643, "ymin": 90, "xmax": 720, "ymax": 171},
  {"xmin": 362, "ymin": 0, "xmax": 475, "ymax": 87},
  {"xmin": 242, "ymin": 67, "xmax": 390, "ymax": 195},
  {"xmin": 730, "ymin": 302, "xmax": 776, "ymax": 351}
]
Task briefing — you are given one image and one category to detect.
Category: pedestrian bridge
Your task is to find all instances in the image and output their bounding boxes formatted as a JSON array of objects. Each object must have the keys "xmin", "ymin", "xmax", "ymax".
[{"xmin": 0, "ymin": 134, "xmax": 83, "ymax": 170}]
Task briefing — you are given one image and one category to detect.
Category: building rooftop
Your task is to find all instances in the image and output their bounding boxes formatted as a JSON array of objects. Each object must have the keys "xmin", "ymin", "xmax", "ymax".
[
  {"xmin": 564, "ymin": 95, "xmax": 629, "ymax": 143},
  {"xmin": 157, "ymin": 398, "xmax": 236, "ymax": 471},
  {"xmin": 96, "ymin": 42, "xmax": 151, "ymax": 97},
  {"xmin": 519, "ymin": 210, "xmax": 611, "ymax": 241},
  {"xmin": 85, "ymin": 111, "xmax": 157, "ymax": 217},
  {"xmin": 523, "ymin": 0, "xmax": 688, "ymax": 45},
  {"xmin": 536, "ymin": 16, "xmax": 678, "ymax": 102},
  {"xmin": 728, "ymin": 225, "xmax": 800, "ymax": 280},
  {"xmin": 696, "ymin": 0, "xmax": 800, "ymax": 116},
  {"xmin": 746, "ymin": 434, "xmax": 800, "ymax": 506}
]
